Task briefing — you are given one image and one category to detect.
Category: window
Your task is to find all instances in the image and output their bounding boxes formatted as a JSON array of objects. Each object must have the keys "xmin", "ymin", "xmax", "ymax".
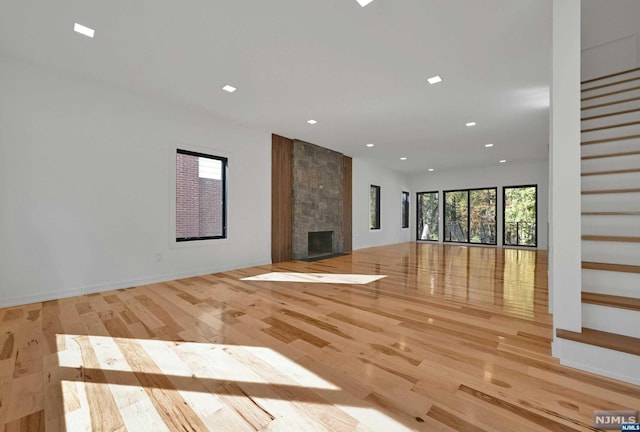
[
  {"xmin": 444, "ymin": 190, "xmax": 468, "ymax": 242},
  {"xmin": 370, "ymin": 185, "xmax": 381, "ymax": 230},
  {"xmin": 470, "ymin": 188, "xmax": 497, "ymax": 245},
  {"xmin": 444, "ymin": 188, "xmax": 497, "ymax": 245},
  {"xmin": 417, "ymin": 191, "xmax": 439, "ymax": 241},
  {"xmin": 503, "ymin": 185, "xmax": 537, "ymax": 247},
  {"xmin": 176, "ymin": 149, "xmax": 227, "ymax": 241},
  {"xmin": 402, "ymin": 191, "xmax": 410, "ymax": 228}
]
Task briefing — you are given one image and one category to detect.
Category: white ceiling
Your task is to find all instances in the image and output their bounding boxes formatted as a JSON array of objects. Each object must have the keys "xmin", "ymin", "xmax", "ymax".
[{"xmin": 0, "ymin": 0, "xmax": 552, "ymax": 174}]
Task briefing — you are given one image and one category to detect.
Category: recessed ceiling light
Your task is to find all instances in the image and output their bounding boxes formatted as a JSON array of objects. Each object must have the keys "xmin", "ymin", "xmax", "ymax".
[
  {"xmin": 366, "ymin": 143, "xmax": 375, "ymax": 148},
  {"xmin": 222, "ymin": 85, "xmax": 237, "ymax": 93},
  {"xmin": 400, "ymin": 157, "xmax": 407, "ymax": 161},
  {"xmin": 466, "ymin": 122, "xmax": 477, "ymax": 127},
  {"xmin": 307, "ymin": 119, "xmax": 317, "ymax": 125},
  {"xmin": 427, "ymin": 75, "xmax": 443, "ymax": 85},
  {"xmin": 428, "ymin": 168, "xmax": 435, "ymax": 172},
  {"xmin": 499, "ymin": 160, "xmax": 507, "ymax": 163},
  {"xmin": 485, "ymin": 143, "xmax": 494, "ymax": 148},
  {"xmin": 74, "ymin": 23, "xmax": 95, "ymax": 38},
  {"xmin": 356, "ymin": 0, "xmax": 376, "ymax": 6}
]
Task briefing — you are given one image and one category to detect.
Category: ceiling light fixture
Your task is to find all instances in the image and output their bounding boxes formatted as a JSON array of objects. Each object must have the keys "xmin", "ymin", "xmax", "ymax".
[
  {"xmin": 73, "ymin": 23, "xmax": 95, "ymax": 38},
  {"xmin": 400, "ymin": 157, "xmax": 407, "ymax": 161},
  {"xmin": 485, "ymin": 143, "xmax": 494, "ymax": 148},
  {"xmin": 427, "ymin": 75, "xmax": 443, "ymax": 85},
  {"xmin": 366, "ymin": 143, "xmax": 375, "ymax": 148},
  {"xmin": 307, "ymin": 120, "xmax": 317, "ymax": 125},
  {"xmin": 222, "ymin": 85, "xmax": 237, "ymax": 93},
  {"xmin": 499, "ymin": 160, "xmax": 507, "ymax": 163},
  {"xmin": 466, "ymin": 122, "xmax": 477, "ymax": 127},
  {"xmin": 428, "ymin": 168, "xmax": 435, "ymax": 172},
  {"xmin": 356, "ymin": 0, "xmax": 376, "ymax": 7}
]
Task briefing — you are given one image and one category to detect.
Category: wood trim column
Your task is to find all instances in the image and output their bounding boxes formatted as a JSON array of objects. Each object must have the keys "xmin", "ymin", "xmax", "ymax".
[
  {"xmin": 343, "ymin": 156, "xmax": 352, "ymax": 252},
  {"xmin": 272, "ymin": 134, "xmax": 293, "ymax": 263}
]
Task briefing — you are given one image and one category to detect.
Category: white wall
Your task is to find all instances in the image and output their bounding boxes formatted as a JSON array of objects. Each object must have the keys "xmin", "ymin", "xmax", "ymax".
[
  {"xmin": 0, "ymin": 55, "xmax": 271, "ymax": 308},
  {"xmin": 550, "ymin": 0, "xmax": 582, "ymax": 334},
  {"xmin": 581, "ymin": 0, "xmax": 640, "ymax": 79},
  {"xmin": 352, "ymin": 159, "xmax": 412, "ymax": 250},
  {"xmin": 410, "ymin": 160, "xmax": 549, "ymax": 250}
]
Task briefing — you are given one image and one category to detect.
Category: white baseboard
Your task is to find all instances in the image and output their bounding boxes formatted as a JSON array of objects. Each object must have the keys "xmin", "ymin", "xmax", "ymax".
[{"xmin": 0, "ymin": 260, "xmax": 270, "ymax": 309}]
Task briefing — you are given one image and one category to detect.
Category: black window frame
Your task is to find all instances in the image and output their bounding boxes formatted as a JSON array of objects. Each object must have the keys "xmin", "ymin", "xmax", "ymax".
[
  {"xmin": 176, "ymin": 148, "xmax": 228, "ymax": 242},
  {"xmin": 370, "ymin": 185, "xmax": 381, "ymax": 230},
  {"xmin": 416, "ymin": 191, "xmax": 439, "ymax": 242},
  {"xmin": 402, "ymin": 191, "xmax": 410, "ymax": 229},
  {"xmin": 443, "ymin": 187, "xmax": 497, "ymax": 245},
  {"xmin": 502, "ymin": 184, "xmax": 538, "ymax": 248}
]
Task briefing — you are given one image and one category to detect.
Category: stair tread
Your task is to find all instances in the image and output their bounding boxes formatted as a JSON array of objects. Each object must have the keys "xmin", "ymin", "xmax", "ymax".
[
  {"xmin": 582, "ymin": 292, "xmax": 640, "ymax": 312},
  {"xmin": 581, "ymin": 66, "xmax": 640, "ymax": 85},
  {"xmin": 582, "ymin": 75, "xmax": 640, "ymax": 93},
  {"xmin": 582, "ymin": 96, "xmax": 640, "ymax": 111},
  {"xmin": 581, "ymin": 168, "xmax": 640, "ymax": 176},
  {"xmin": 556, "ymin": 327, "xmax": 640, "ymax": 356},
  {"xmin": 582, "ymin": 150, "xmax": 640, "ymax": 160},
  {"xmin": 582, "ymin": 133, "xmax": 640, "ymax": 145},
  {"xmin": 582, "ymin": 211, "xmax": 640, "ymax": 215},
  {"xmin": 582, "ymin": 107, "xmax": 640, "ymax": 121},
  {"xmin": 582, "ymin": 235, "xmax": 640, "ymax": 242},
  {"xmin": 582, "ymin": 261, "xmax": 640, "ymax": 274},
  {"xmin": 582, "ymin": 187, "xmax": 640, "ymax": 194},
  {"xmin": 581, "ymin": 85, "xmax": 640, "ymax": 102},
  {"xmin": 581, "ymin": 119, "xmax": 640, "ymax": 133}
]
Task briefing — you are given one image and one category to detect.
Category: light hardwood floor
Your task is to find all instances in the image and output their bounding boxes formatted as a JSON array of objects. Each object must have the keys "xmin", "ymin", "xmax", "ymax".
[{"xmin": 0, "ymin": 243, "xmax": 638, "ymax": 431}]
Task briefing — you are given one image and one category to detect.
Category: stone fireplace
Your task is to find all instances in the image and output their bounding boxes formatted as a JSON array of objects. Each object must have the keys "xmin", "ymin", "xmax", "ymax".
[{"xmin": 291, "ymin": 140, "xmax": 344, "ymax": 260}]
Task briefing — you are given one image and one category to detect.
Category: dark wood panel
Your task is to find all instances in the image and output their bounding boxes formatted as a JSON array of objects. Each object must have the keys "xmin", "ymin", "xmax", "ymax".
[
  {"xmin": 343, "ymin": 156, "xmax": 352, "ymax": 252},
  {"xmin": 271, "ymin": 134, "xmax": 293, "ymax": 263}
]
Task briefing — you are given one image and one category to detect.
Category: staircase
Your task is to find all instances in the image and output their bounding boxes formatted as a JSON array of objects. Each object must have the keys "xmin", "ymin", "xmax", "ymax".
[{"xmin": 555, "ymin": 67, "xmax": 640, "ymax": 385}]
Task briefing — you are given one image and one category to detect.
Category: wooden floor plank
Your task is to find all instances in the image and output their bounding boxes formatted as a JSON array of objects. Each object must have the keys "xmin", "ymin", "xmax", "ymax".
[{"xmin": 0, "ymin": 243, "xmax": 638, "ymax": 431}]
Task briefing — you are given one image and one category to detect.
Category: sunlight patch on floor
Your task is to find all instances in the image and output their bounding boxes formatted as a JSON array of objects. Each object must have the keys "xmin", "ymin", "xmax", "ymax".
[
  {"xmin": 241, "ymin": 272, "xmax": 386, "ymax": 284},
  {"xmin": 56, "ymin": 334, "xmax": 340, "ymax": 390},
  {"xmin": 52, "ymin": 334, "xmax": 422, "ymax": 431}
]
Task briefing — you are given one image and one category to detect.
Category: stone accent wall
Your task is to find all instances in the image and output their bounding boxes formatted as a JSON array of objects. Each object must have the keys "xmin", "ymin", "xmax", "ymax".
[{"xmin": 292, "ymin": 140, "xmax": 344, "ymax": 259}]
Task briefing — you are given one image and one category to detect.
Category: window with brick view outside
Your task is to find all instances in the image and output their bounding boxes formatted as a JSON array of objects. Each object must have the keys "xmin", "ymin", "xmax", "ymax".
[{"xmin": 176, "ymin": 150, "xmax": 226, "ymax": 241}]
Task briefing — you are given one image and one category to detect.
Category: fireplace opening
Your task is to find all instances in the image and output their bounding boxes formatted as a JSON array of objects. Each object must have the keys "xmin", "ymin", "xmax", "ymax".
[{"xmin": 308, "ymin": 231, "xmax": 333, "ymax": 258}]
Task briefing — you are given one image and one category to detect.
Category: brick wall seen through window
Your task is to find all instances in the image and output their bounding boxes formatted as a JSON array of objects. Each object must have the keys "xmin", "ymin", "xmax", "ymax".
[{"xmin": 176, "ymin": 149, "xmax": 227, "ymax": 241}]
